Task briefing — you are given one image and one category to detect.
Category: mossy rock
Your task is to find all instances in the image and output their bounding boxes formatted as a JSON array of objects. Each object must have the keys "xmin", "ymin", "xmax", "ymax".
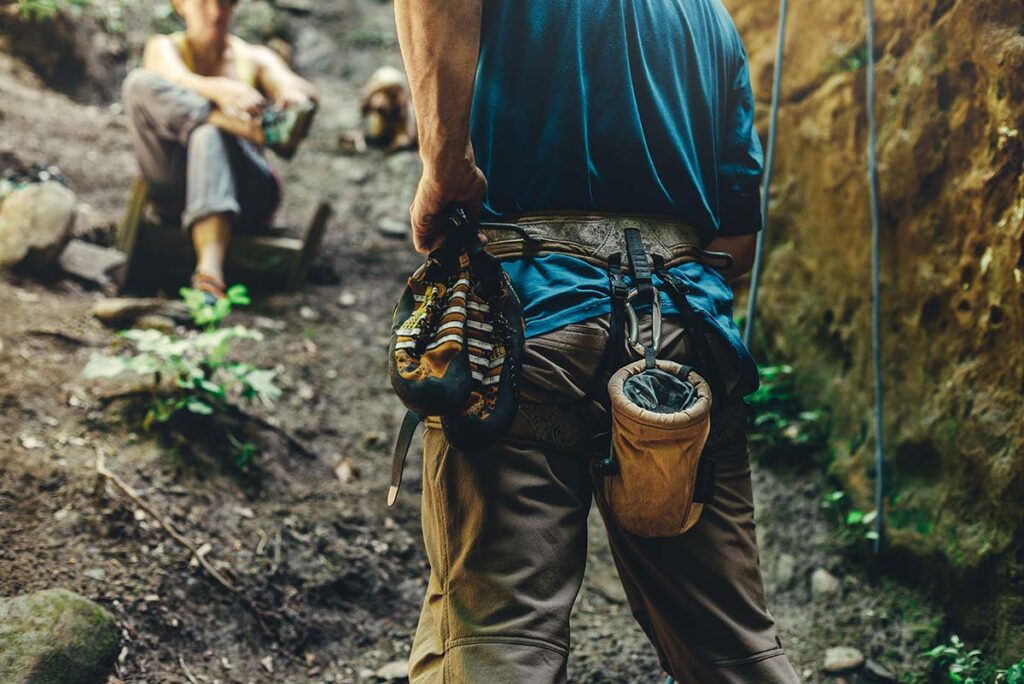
[{"xmin": 0, "ymin": 589, "xmax": 119, "ymax": 684}]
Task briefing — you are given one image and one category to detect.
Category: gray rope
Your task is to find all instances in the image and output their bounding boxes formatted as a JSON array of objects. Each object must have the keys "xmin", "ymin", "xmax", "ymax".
[
  {"xmin": 742, "ymin": 0, "xmax": 788, "ymax": 348},
  {"xmin": 865, "ymin": 0, "xmax": 885, "ymax": 554}
]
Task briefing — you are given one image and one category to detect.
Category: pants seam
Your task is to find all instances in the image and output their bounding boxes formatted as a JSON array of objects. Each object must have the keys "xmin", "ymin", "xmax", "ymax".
[
  {"xmin": 446, "ymin": 635, "xmax": 569, "ymax": 657},
  {"xmin": 435, "ymin": 443, "xmax": 454, "ymax": 683}
]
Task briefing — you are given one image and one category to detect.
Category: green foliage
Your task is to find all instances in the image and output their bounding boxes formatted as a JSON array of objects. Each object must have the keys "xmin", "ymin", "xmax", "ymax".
[
  {"xmin": 84, "ymin": 285, "xmax": 278, "ymax": 469},
  {"xmin": 14, "ymin": 0, "xmax": 89, "ymax": 20},
  {"xmin": 180, "ymin": 283, "xmax": 251, "ymax": 329},
  {"xmin": 747, "ymin": 364, "xmax": 829, "ymax": 460},
  {"xmin": 997, "ymin": 659, "xmax": 1024, "ymax": 684},
  {"xmin": 826, "ymin": 40, "xmax": 869, "ymax": 74},
  {"xmin": 924, "ymin": 635, "xmax": 991, "ymax": 683},
  {"xmin": 822, "ymin": 490, "xmax": 880, "ymax": 543}
]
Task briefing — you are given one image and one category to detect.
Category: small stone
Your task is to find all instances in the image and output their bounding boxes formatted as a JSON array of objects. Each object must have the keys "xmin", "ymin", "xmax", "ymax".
[
  {"xmin": 57, "ymin": 239, "xmax": 126, "ymax": 289},
  {"xmin": 378, "ymin": 218, "xmax": 409, "ymax": 239},
  {"xmin": 823, "ymin": 646, "xmax": 865, "ymax": 674},
  {"xmin": 19, "ymin": 435, "xmax": 44, "ymax": 450},
  {"xmin": 863, "ymin": 659, "xmax": 897, "ymax": 682},
  {"xmin": 300, "ymin": 305, "xmax": 321, "ymax": 321},
  {"xmin": 375, "ymin": 659, "xmax": 409, "ymax": 681},
  {"xmin": 811, "ymin": 568, "xmax": 841, "ymax": 600},
  {"xmin": 253, "ymin": 315, "xmax": 287, "ymax": 332},
  {"xmin": 83, "ymin": 568, "xmax": 106, "ymax": 581},
  {"xmin": 0, "ymin": 589, "xmax": 119, "ymax": 684},
  {"xmin": 261, "ymin": 655, "xmax": 274, "ymax": 673},
  {"xmin": 334, "ymin": 458, "xmax": 360, "ymax": 485},
  {"xmin": 775, "ymin": 553, "xmax": 796, "ymax": 589},
  {"xmin": 0, "ymin": 181, "xmax": 77, "ymax": 268},
  {"xmin": 338, "ymin": 291, "xmax": 357, "ymax": 307}
]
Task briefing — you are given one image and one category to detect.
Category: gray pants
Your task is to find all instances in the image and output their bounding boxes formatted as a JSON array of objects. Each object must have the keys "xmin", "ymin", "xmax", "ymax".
[{"xmin": 122, "ymin": 68, "xmax": 280, "ymax": 231}]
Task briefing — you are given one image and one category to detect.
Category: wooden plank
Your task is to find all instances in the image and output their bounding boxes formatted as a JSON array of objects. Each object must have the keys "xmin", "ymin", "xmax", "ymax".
[{"xmin": 290, "ymin": 201, "xmax": 332, "ymax": 289}]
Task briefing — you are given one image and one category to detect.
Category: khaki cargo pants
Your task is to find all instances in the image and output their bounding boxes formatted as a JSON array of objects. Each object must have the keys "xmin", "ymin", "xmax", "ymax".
[{"xmin": 408, "ymin": 313, "xmax": 799, "ymax": 683}]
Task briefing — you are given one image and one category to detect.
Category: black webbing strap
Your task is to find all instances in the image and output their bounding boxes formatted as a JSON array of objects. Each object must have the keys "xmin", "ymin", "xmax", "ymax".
[
  {"xmin": 387, "ymin": 410, "xmax": 424, "ymax": 506},
  {"xmin": 652, "ymin": 256, "xmax": 728, "ymax": 415},
  {"xmin": 624, "ymin": 227, "xmax": 653, "ymax": 294}
]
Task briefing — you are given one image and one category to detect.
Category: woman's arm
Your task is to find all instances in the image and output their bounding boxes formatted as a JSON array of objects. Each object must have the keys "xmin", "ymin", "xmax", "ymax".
[
  {"xmin": 142, "ymin": 35, "xmax": 264, "ymax": 118},
  {"xmin": 251, "ymin": 45, "xmax": 318, "ymax": 107}
]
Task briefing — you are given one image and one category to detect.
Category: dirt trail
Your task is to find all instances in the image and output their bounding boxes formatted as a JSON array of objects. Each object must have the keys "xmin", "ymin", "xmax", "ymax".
[{"xmin": 0, "ymin": 1, "xmax": 944, "ymax": 682}]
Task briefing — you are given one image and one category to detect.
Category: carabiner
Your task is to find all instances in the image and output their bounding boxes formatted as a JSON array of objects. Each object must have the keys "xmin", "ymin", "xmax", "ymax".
[{"xmin": 624, "ymin": 286, "xmax": 662, "ymax": 359}]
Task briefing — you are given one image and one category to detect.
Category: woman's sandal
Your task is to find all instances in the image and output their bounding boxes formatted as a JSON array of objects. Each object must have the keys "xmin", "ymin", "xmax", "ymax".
[{"xmin": 190, "ymin": 272, "xmax": 227, "ymax": 304}]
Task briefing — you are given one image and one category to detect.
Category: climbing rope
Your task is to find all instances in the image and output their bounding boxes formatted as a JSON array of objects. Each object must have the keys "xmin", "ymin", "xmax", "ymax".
[
  {"xmin": 865, "ymin": 0, "xmax": 885, "ymax": 554},
  {"xmin": 742, "ymin": 0, "xmax": 886, "ymax": 554},
  {"xmin": 742, "ymin": 0, "xmax": 788, "ymax": 349}
]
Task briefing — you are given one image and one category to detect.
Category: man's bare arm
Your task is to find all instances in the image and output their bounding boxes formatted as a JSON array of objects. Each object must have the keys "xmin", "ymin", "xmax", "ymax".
[
  {"xmin": 394, "ymin": 0, "xmax": 487, "ymax": 253},
  {"xmin": 706, "ymin": 233, "xmax": 758, "ymax": 282}
]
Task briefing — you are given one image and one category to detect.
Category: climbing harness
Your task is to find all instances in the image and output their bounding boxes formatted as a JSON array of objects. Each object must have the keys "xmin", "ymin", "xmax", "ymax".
[{"xmin": 742, "ymin": 0, "xmax": 886, "ymax": 554}]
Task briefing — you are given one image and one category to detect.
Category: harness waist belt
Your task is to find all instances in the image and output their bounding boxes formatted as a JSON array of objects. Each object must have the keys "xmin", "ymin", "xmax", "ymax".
[{"xmin": 482, "ymin": 213, "xmax": 703, "ymax": 269}]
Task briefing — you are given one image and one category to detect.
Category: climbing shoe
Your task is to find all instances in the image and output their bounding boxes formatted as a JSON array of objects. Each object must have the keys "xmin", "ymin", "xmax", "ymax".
[{"xmin": 388, "ymin": 205, "xmax": 525, "ymax": 452}]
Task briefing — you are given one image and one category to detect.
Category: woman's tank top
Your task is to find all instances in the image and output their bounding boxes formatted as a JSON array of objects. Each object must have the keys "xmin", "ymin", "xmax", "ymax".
[{"xmin": 171, "ymin": 31, "xmax": 256, "ymax": 88}]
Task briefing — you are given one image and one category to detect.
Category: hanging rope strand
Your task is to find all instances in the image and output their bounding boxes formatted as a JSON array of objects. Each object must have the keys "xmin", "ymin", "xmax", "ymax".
[
  {"xmin": 865, "ymin": 0, "xmax": 886, "ymax": 554},
  {"xmin": 742, "ymin": 0, "xmax": 789, "ymax": 349}
]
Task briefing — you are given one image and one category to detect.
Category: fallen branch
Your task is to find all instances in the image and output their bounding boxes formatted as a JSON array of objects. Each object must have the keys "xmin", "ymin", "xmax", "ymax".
[
  {"xmin": 93, "ymin": 449, "xmax": 284, "ymax": 633},
  {"xmin": 227, "ymin": 403, "xmax": 319, "ymax": 460}
]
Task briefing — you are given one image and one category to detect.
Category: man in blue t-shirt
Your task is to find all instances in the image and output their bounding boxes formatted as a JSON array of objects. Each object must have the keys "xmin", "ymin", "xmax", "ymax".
[{"xmin": 394, "ymin": 1, "xmax": 799, "ymax": 681}]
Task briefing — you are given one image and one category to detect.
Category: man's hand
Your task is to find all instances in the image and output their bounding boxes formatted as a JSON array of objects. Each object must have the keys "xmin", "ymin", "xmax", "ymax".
[
  {"xmin": 411, "ymin": 152, "xmax": 487, "ymax": 253},
  {"xmin": 210, "ymin": 77, "xmax": 265, "ymax": 119}
]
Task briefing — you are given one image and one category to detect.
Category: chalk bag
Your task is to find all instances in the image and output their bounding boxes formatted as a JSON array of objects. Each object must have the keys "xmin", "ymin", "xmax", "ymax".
[{"xmin": 604, "ymin": 358, "xmax": 713, "ymax": 538}]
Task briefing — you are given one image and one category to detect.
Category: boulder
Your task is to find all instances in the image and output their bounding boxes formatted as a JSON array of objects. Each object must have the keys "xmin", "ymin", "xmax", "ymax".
[
  {"xmin": 0, "ymin": 181, "xmax": 76, "ymax": 269},
  {"xmin": 0, "ymin": 588, "xmax": 119, "ymax": 684}
]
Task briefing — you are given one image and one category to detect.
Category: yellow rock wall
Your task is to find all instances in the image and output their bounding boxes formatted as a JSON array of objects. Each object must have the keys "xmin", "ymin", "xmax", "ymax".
[{"xmin": 725, "ymin": 0, "xmax": 1024, "ymax": 658}]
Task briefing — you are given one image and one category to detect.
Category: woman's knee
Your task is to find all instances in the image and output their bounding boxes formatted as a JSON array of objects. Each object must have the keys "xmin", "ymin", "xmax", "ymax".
[{"xmin": 122, "ymin": 69, "xmax": 165, "ymax": 110}]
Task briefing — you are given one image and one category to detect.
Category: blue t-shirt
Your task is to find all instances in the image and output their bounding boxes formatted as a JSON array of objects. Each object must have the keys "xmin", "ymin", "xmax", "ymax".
[{"xmin": 471, "ymin": 0, "xmax": 763, "ymax": 395}]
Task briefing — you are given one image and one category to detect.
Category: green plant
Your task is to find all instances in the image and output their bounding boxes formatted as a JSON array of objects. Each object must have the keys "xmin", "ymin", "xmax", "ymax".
[
  {"xmin": 746, "ymin": 364, "xmax": 828, "ymax": 459},
  {"xmin": 924, "ymin": 635, "xmax": 987, "ymax": 683},
  {"xmin": 997, "ymin": 659, "xmax": 1024, "ymax": 684},
  {"xmin": 15, "ymin": 0, "xmax": 89, "ymax": 20},
  {"xmin": 821, "ymin": 490, "xmax": 879, "ymax": 543},
  {"xmin": 84, "ymin": 285, "xmax": 280, "ymax": 468}
]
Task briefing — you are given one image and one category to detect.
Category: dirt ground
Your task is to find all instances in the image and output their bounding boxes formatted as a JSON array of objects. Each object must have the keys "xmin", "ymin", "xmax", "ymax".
[{"xmin": 1, "ymin": 1, "xmax": 946, "ymax": 682}]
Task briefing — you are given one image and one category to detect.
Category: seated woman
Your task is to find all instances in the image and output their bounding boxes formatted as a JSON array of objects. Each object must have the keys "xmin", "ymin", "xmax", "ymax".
[{"xmin": 123, "ymin": 0, "xmax": 317, "ymax": 300}]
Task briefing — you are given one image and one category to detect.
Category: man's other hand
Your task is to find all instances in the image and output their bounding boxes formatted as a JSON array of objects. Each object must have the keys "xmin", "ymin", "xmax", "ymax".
[{"xmin": 411, "ymin": 153, "xmax": 487, "ymax": 254}]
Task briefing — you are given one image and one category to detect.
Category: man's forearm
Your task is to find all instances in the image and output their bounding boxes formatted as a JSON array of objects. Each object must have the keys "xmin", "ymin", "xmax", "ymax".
[{"xmin": 394, "ymin": 0, "xmax": 482, "ymax": 175}]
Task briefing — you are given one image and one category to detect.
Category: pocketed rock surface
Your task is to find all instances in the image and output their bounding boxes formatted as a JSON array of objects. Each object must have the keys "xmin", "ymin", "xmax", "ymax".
[
  {"xmin": 0, "ymin": 0, "xmax": 960, "ymax": 681},
  {"xmin": 725, "ymin": 0, "xmax": 1024, "ymax": 660}
]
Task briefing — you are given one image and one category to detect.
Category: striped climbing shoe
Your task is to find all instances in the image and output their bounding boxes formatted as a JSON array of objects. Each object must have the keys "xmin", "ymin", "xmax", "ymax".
[{"xmin": 388, "ymin": 206, "xmax": 525, "ymax": 451}]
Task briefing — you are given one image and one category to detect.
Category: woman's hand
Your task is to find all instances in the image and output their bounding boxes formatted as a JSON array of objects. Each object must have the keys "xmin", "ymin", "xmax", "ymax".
[
  {"xmin": 410, "ymin": 150, "xmax": 487, "ymax": 254},
  {"xmin": 210, "ymin": 77, "xmax": 265, "ymax": 119}
]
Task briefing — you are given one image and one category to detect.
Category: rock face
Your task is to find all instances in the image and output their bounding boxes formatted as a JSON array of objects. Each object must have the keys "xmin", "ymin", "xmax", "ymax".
[
  {"xmin": 0, "ymin": 589, "xmax": 119, "ymax": 684},
  {"xmin": 723, "ymin": 0, "xmax": 1023, "ymax": 660},
  {"xmin": 0, "ymin": 181, "xmax": 77, "ymax": 268}
]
